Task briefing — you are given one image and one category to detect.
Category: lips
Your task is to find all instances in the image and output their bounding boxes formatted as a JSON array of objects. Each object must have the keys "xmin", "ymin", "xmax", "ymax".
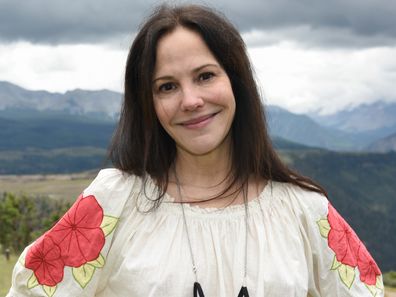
[{"xmin": 179, "ymin": 112, "xmax": 219, "ymax": 128}]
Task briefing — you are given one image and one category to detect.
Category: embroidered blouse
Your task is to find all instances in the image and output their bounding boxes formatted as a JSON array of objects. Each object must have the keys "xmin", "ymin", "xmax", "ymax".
[{"xmin": 7, "ymin": 168, "xmax": 384, "ymax": 297}]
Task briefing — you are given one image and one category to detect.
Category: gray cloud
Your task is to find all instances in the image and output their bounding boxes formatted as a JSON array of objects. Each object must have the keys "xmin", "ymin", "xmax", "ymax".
[
  {"xmin": 0, "ymin": 0, "xmax": 396, "ymax": 47},
  {"xmin": 242, "ymin": 26, "xmax": 396, "ymax": 49},
  {"xmin": 0, "ymin": 0, "xmax": 149, "ymax": 43}
]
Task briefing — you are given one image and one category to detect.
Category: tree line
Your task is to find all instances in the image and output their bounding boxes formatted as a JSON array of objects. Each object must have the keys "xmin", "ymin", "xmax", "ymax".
[{"xmin": 0, "ymin": 192, "xmax": 71, "ymax": 254}]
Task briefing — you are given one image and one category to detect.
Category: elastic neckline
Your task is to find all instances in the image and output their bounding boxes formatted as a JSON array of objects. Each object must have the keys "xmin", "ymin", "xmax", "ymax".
[{"xmin": 158, "ymin": 180, "xmax": 274, "ymax": 216}]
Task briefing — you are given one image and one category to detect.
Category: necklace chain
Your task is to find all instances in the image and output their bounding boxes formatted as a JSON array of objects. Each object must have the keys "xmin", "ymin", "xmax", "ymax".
[
  {"xmin": 174, "ymin": 170, "xmax": 249, "ymax": 295},
  {"xmin": 176, "ymin": 178, "xmax": 199, "ymax": 282},
  {"xmin": 243, "ymin": 186, "xmax": 248, "ymax": 285}
]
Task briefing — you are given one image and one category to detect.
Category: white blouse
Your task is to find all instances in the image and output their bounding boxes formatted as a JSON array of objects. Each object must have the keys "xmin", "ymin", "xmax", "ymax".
[{"xmin": 7, "ymin": 169, "xmax": 384, "ymax": 297}]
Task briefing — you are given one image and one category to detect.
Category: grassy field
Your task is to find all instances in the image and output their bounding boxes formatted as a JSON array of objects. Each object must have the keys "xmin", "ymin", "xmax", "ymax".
[
  {"xmin": 386, "ymin": 287, "xmax": 396, "ymax": 297},
  {"xmin": 0, "ymin": 254, "xmax": 17, "ymax": 297},
  {"xmin": 0, "ymin": 171, "xmax": 97, "ymax": 202}
]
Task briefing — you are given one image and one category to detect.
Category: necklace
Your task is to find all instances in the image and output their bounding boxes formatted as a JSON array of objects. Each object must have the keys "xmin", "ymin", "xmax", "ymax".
[{"xmin": 174, "ymin": 172, "xmax": 250, "ymax": 297}]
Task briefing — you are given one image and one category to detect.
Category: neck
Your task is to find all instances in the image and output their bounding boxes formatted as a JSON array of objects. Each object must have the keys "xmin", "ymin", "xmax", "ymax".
[
  {"xmin": 173, "ymin": 140, "xmax": 233, "ymax": 189},
  {"xmin": 168, "ymin": 137, "xmax": 266, "ymax": 206}
]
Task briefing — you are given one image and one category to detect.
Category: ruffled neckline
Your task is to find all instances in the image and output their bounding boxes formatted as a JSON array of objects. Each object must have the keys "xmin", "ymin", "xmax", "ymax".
[{"xmin": 140, "ymin": 177, "xmax": 276, "ymax": 217}]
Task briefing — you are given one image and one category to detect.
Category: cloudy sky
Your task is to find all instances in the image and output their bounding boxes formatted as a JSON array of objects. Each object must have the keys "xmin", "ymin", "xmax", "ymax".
[{"xmin": 0, "ymin": 0, "xmax": 396, "ymax": 114}]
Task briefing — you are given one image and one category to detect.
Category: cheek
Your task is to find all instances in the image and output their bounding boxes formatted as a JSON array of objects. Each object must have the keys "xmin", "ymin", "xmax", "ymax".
[
  {"xmin": 220, "ymin": 92, "xmax": 236, "ymax": 120},
  {"xmin": 213, "ymin": 81, "xmax": 235, "ymax": 106},
  {"xmin": 154, "ymin": 101, "xmax": 174, "ymax": 128},
  {"xmin": 154, "ymin": 99, "xmax": 166, "ymax": 119}
]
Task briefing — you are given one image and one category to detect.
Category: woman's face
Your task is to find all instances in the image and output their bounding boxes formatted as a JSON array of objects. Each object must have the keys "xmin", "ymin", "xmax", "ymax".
[{"xmin": 152, "ymin": 26, "xmax": 236, "ymax": 156}]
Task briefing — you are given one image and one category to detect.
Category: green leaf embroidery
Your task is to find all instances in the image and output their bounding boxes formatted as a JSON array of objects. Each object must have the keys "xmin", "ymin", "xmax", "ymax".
[
  {"xmin": 18, "ymin": 250, "xmax": 26, "ymax": 266},
  {"xmin": 317, "ymin": 218, "xmax": 331, "ymax": 238},
  {"xmin": 364, "ymin": 275, "xmax": 384, "ymax": 297},
  {"xmin": 376, "ymin": 275, "xmax": 384, "ymax": 290},
  {"xmin": 365, "ymin": 284, "xmax": 378, "ymax": 297},
  {"xmin": 27, "ymin": 273, "xmax": 39, "ymax": 289},
  {"xmin": 73, "ymin": 263, "xmax": 96, "ymax": 289},
  {"xmin": 100, "ymin": 215, "xmax": 119, "ymax": 237},
  {"xmin": 88, "ymin": 253, "xmax": 105, "ymax": 268},
  {"xmin": 338, "ymin": 264, "xmax": 355, "ymax": 289},
  {"xmin": 42, "ymin": 285, "xmax": 57, "ymax": 297},
  {"xmin": 330, "ymin": 256, "xmax": 342, "ymax": 270}
]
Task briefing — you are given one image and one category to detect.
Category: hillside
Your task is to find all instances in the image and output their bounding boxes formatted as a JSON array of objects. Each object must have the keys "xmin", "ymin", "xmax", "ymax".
[
  {"xmin": 0, "ymin": 81, "xmax": 121, "ymax": 119},
  {"xmin": 367, "ymin": 132, "xmax": 396, "ymax": 152},
  {"xmin": 309, "ymin": 101, "xmax": 396, "ymax": 148},
  {"xmin": 0, "ymin": 147, "xmax": 107, "ymax": 174},
  {"xmin": 310, "ymin": 101, "xmax": 396, "ymax": 133},
  {"xmin": 0, "ymin": 111, "xmax": 115, "ymax": 151},
  {"xmin": 0, "ymin": 134, "xmax": 314, "ymax": 174},
  {"xmin": 267, "ymin": 105, "xmax": 358, "ymax": 150},
  {"xmin": 287, "ymin": 150, "xmax": 396, "ymax": 272}
]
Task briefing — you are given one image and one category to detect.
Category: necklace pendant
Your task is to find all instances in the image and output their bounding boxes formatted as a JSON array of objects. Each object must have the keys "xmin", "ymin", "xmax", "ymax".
[
  {"xmin": 193, "ymin": 282, "xmax": 205, "ymax": 297},
  {"xmin": 237, "ymin": 286, "xmax": 250, "ymax": 297}
]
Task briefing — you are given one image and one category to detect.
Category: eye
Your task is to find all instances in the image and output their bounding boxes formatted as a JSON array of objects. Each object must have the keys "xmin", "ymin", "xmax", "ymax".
[
  {"xmin": 198, "ymin": 72, "xmax": 215, "ymax": 81},
  {"xmin": 158, "ymin": 82, "xmax": 176, "ymax": 92}
]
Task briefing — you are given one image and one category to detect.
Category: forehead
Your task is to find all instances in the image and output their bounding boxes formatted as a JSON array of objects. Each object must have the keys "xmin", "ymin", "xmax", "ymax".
[{"xmin": 154, "ymin": 26, "xmax": 219, "ymax": 74}]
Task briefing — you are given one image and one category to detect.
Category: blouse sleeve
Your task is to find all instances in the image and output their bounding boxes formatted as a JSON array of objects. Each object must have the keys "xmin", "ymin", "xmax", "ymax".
[
  {"xmin": 6, "ymin": 168, "xmax": 137, "ymax": 297},
  {"xmin": 289, "ymin": 186, "xmax": 385, "ymax": 297}
]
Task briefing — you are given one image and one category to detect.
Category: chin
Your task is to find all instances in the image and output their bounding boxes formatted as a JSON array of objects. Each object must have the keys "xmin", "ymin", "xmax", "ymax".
[
  {"xmin": 179, "ymin": 146, "xmax": 216, "ymax": 156},
  {"xmin": 177, "ymin": 139, "xmax": 228, "ymax": 157},
  {"xmin": 175, "ymin": 132, "xmax": 232, "ymax": 157}
]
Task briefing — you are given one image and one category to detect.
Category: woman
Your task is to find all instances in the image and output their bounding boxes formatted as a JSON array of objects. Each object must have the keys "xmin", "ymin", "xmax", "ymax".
[{"xmin": 7, "ymin": 4, "xmax": 383, "ymax": 297}]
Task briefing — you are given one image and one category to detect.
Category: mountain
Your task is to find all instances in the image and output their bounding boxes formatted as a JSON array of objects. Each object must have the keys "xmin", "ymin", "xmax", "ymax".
[
  {"xmin": 0, "ymin": 147, "xmax": 108, "ymax": 175},
  {"xmin": 271, "ymin": 136, "xmax": 317, "ymax": 150},
  {"xmin": 367, "ymin": 132, "xmax": 396, "ymax": 152},
  {"xmin": 0, "ymin": 136, "xmax": 306, "ymax": 175},
  {"xmin": 0, "ymin": 113, "xmax": 116, "ymax": 151},
  {"xmin": 0, "ymin": 81, "xmax": 122, "ymax": 120},
  {"xmin": 309, "ymin": 101, "xmax": 396, "ymax": 146},
  {"xmin": 267, "ymin": 105, "xmax": 359, "ymax": 150},
  {"xmin": 2, "ymin": 81, "xmax": 351, "ymax": 151},
  {"xmin": 1, "ymin": 80, "xmax": 395, "ymax": 152},
  {"xmin": 310, "ymin": 101, "xmax": 396, "ymax": 133}
]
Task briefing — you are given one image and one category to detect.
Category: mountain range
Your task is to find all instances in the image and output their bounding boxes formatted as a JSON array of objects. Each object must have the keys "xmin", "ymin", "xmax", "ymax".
[
  {"xmin": 310, "ymin": 101, "xmax": 396, "ymax": 134},
  {"xmin": 0, "ymin": 81, "xmax": 121, "ymax": 120},
  {"xmin": 367, "ymin": 132, "xmax": 396, "ymax": 152},
  {"xmin": 310, "ymin": 101, "xmax": 396, "ymax": 151},
  {"xmin": 1, "ymin": 80, "xmax": 396, "ymax": 152}
]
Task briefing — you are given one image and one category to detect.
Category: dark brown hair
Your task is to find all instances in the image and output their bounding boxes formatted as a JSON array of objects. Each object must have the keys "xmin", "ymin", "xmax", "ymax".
[{"xmin": 108, "ymin": 4, "xmax": 327, "ymax": 205}]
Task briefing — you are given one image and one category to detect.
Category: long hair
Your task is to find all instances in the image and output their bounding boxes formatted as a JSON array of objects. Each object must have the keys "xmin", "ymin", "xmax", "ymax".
[{"xmin": 108, "ymin": 4, "xmax": 327, "ymax": 207}]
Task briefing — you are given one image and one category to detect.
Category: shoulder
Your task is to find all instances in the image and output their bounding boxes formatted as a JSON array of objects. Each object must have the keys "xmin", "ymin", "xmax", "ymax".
[
  {"xmin": 85, "ymin": 168, "xmax": 140, "ymax": 193},
  {"xmin": 6, "ymin": 169, "xmax": 145, "ymax": 296},
  {"xmin": 83, "ymin": 168, "xmax": 144, "ymax": 211},
  {"xmin": 268, "ymin": 182, "xmax": 384, "ymax": 295},
  {"xmin": 267, "ymin": 181, "xmax": 329, "ymax": 220}
]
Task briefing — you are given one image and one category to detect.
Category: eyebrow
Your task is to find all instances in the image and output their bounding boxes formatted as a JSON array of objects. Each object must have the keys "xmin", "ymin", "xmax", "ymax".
[{"xmin": 152, "ymin": 63, "xmax": 219, "ymax": 83}]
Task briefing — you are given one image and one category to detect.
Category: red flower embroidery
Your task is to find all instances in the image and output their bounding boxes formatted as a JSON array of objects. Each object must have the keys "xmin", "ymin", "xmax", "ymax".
[
  {"xmin": 327, "ymin": 204, "xmax": 360, "ymax": 267},
  {"xmin": 25, "ymin": 235, "xmax": 65, "ymax": 286},
  {"xmin": 327, "ymin": 203, "xmax": 381, "ymax": 285},
  {"xmin": 25, "ymin": 194, "xmax": 106, "ymax": 286},
  {"xmin": 49, "ymin": 194, "xmax": 105, "ymax": 267},
  {"xmin": 357, "ymin": 244, "xmax": 381, "ymax": 285}
]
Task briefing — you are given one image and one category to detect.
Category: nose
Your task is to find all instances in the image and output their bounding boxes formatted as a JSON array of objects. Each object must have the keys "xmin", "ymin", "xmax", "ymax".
[{"xmin": 180, "ymin": 85, "xmax": 204, "ymax": 111}]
